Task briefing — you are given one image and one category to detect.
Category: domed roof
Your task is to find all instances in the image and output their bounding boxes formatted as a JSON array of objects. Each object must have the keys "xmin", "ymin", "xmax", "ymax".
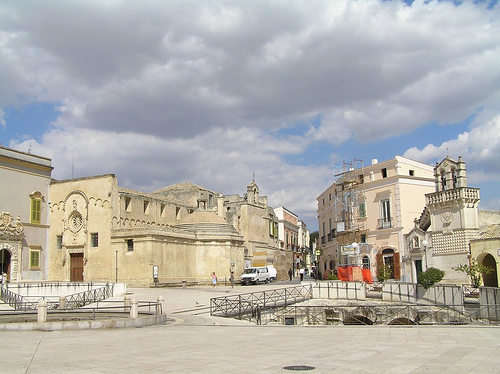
[{"xmin": 179, "ymin": 211, "xmax": 227, "ymax": 225}]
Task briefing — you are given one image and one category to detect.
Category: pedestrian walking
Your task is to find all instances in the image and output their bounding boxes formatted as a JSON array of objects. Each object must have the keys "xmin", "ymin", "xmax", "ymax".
[
  {"xmin": 211, "ymin": 272, "xmax": 217, "ymax": 288},
  {"xmin": 288, "ymin": 268, "xmax": 293, "ymax": 281},
  {"xmin": 299, "ymin": 267, "xmax": 304, "ymax": 281},
  {"xmin": 230, "ymin": 271, "xmax": 235, "ymax": 288}
]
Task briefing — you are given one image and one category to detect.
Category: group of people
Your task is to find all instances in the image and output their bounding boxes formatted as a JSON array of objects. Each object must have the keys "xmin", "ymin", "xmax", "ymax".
[
  {"xmin": 288, "ymin": 267, "xmax": 305, "ymax": 281},
  {"xmin": 211, "ymin": 271, "xmax": 236, "ymax": 288}
]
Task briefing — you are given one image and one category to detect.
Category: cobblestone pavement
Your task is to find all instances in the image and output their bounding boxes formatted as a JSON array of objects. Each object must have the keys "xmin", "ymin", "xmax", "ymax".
[{"xmin": 1, "ymin": 282, "xmax": 500, "ymax": 373}]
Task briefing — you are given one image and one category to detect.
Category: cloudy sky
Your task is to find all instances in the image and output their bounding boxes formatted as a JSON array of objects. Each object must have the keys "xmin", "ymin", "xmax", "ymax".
[{"xmin": 1, "ymin": 0, "xmax": 499, "ymax": 231}]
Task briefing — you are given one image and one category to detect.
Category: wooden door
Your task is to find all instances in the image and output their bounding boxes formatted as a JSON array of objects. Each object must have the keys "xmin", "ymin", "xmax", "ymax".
[{"xmin": 70, "ymin": 253, "xmax": 84, "ymax": 281}]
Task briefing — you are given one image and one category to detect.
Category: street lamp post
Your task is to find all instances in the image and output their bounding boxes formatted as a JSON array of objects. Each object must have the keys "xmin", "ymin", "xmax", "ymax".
[
  {"xmin": 315, "ymin": 248, "xmax": 322, "ymax": 280},
  {"xmin": 422, "ymin": 240, "xmax": 428, "ymax": 270}
]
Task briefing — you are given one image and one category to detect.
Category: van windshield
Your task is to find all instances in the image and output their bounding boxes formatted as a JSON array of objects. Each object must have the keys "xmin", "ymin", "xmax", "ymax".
[{"xmin": 243, "ymin": 268, "xmax": 257, "ymax": 274}]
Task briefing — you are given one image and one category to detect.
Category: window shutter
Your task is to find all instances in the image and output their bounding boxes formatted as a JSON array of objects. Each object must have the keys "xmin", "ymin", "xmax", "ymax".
[{"xmin": 393, "ymin": 252, "xmax": 401, "ymax": 280}]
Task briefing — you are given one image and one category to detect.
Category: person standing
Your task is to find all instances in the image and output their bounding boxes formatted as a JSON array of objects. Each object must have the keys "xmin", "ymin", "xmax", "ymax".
[
  {"xmin": 299, "ymin": 267, "xmax": 304, "ymax": 282},
  {"xmin": 230, "ymin": 271, "xmax": 235, "ymax": 288},
  {"xmin": 288, "ymin": 268, "xmax": 293, "ymax": 281},
  {"xmin": 211, "ymin": 272, "xmax": 217, "ymax": 288}
]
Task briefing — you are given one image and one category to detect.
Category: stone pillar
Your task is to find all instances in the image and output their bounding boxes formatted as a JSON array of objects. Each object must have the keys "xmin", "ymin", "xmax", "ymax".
[
  {"xmin": 217, "ymin": 194, "xmax": 224, "ymax": 217},
  {"xmin": 124, "ymin": 295, "xmax": 130, "ymax": 312},
  {"xmin": 38, "ymin": 300, "xmax": 48, "ymax": 323},
  {"xmin": 59, "ymin": 296, "xmax": 67, "ymax": 309},
  {"xmin": 130, "ymin": 298, "xmax": 138, "ymax": 319},
  {"xmin": 157, "ymin": 296, "xmax": 164, "ymax": 315}
]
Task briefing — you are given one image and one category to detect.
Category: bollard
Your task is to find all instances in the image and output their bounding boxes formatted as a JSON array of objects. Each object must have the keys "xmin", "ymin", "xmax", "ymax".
[
  {"xmin": 59, "ymin": 296, "xmax": 67, "ymax": 309},
  {"xmin": 130, "ymin": 298, "xmax": 138, "ymax": 319},
  {"xmin": 182, "ymin": 280, "xmax": 186, "ymax": 289},
  {"xmin": 38, "ymin": 300, "xmax": 48, "ymax": 323},
  {"xmin": 124, "ymin": 295, "xmax": 130, "ymax": 312},
  {"xmin": 157, "ymin": 296, "xmax": 164, "ymax": 315}
]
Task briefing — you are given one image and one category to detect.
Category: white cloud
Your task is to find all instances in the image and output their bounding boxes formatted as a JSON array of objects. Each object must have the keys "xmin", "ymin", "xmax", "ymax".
[
  {"xmin": 2, "ymin": 0, "xmax": 500, "ymax": 229},
  {"xmin": 404, "ymin": 115, "xmax": 500, "ymax": 182}
]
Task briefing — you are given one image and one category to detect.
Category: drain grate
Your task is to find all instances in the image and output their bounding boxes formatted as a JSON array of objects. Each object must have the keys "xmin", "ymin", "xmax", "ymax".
[{"xmin": 283, "ymin": 365, "xmax": 315, "ymax": 371}]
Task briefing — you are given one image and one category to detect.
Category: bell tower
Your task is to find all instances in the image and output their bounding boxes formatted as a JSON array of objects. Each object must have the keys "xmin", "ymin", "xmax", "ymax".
[{"xmin": 425, "ymin": 156, "xmax": 480, "ymax": 283}]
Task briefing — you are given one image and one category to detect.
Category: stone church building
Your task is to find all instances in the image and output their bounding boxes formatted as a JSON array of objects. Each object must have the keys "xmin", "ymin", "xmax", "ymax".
[
  {"xmin": 48, "ymin": 175, "xmax": 289, "ymax": 286},
  {"xmin": 405, "ymin": 156, "xmax": 500, "ymax": 285}
]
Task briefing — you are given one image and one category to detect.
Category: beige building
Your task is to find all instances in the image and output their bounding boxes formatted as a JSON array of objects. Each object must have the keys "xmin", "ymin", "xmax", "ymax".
[
  {"xmin": 405, "ymin": 156, "xmax": 481, "ymax": 284},
  {"xmin": 317, "ymin": 156, "xmax": 435, "ymax": 281},
  {"xmin": 48, "ymin": 175, "xmax": 245, "ymax": 286},
  {"xmin": 470, "ymin": 224, "xmax": 500, "ymax": 287},
  {"xmin": 274, "ymin": 207, "xmax": 306, "ymax": 276},
  {"xmin": 0, "ymin": 146, "xmax": 53, "ymax": 281},
  {"xmin": 406, "ymin": 158, "xmax": 500, "ymax": 285},
  {"xmin": 48, "ymin": 175, "xmax": 295, "ymax": 286},
  {"xmin": 158, "ymin": 178, "xmax": 289, "ymax": 279}
]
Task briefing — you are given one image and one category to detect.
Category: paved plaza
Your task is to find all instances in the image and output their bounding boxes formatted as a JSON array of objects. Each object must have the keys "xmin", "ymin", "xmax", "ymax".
[{"xmin": 1, "ymin": 283, "xmax": 500, "ymax": 373}]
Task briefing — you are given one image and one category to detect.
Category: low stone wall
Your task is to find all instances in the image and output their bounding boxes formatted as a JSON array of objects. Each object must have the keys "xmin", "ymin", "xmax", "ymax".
[
  {"xmin": 382, "ymin": 282, "xmax": 418, "ymax": 303},
  {"xmin": 0, "ymin": 313, "xmax": 168, "ymax": 331},
  {"xmin": 311, "ymin": 281, "xmax": 366, "ymax": 300},
  {"xmin": 480, "ymin": 286, "xmax": 500, "ymax": 321}
]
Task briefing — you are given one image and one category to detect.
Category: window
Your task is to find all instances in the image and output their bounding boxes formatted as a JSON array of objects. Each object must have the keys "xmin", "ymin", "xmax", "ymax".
[
  {"xmin": 125, "ymin": 197, "xmax": 132, "ymax": 212},
  {"xmin": 379, "ymin": 199, "xmax": 392, "ymax": 229},
  {"xmin": 359, "ymin": 202, "xmax": 366, "ymax": 218},
  {"xmin": 160, "ymin": 204, "xmax": 166, "ymax": 217},
  {"xmin": 381, "ymin": 168, "xmax": 387, "ymax": 178},
  {"xmin": 56, "ymin": 235, "xmax": 63, "ymax": 249},
  {"xmin": 127, "ymin": 239, "xmax": 134, "ymax": 252},
  {"xmin": 31, "ymin": 198, "xmax": 41, "ymax": 224},
  {"xmin": 409, "ymin": 170, "xmax": 415, "ymax": 176},
  {"xmin": 91, "ymin": 233, "xmax": 99, "ymax": 247},
  {"xmin": 360, "ymin": 234, "xmax": 367, "ymax": 243},
  {"xmin": 30, "ymin": 249, "xmax": 40, "ymax": 269},
  {"xmin": 144, "ymin": 200, "xmax": 150, "ymax": 214}
]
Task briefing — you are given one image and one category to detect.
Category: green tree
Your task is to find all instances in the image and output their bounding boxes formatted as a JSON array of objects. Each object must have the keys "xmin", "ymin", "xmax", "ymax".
[
  {"xmin": 417, "ymin": 267, "xmax": 445, "ymax": 289},
  {"xmin": 453, "ymin": 259, "xmax": 494, "ymax": 288}
]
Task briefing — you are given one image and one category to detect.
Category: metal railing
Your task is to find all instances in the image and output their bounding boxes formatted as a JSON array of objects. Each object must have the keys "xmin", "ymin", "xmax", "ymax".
[
  {"xmin": 0, "ymin": 283, "xmax": 114, "ymax": 310},
  {"xmin": 65, "ymin": 284, "xmax": 114, "ymax": 309},
  {"xmin": 210, "ymin": 285, "xmax": 312, "ymax": 318},
  {"xmin": 0, "ymin": 300, "xmax": 164, "ymax": 322},
  {"xmin": 0, "ymin": 287, "xmax": 33, "ymax": 310}
]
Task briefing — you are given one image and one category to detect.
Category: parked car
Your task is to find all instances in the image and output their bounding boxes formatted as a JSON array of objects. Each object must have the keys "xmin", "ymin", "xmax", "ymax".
[{"xmin": 240, "ymin": 267, "xmax": 270, "ymax": 285}]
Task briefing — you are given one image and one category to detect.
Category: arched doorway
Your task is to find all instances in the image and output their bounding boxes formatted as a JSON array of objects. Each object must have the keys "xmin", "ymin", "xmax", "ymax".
[
  {"xmin": 376, "ymin": 248, "xmax": 400, "ymax": 280},
  {"xmin": 481, "ymin": 253, "xmax": 498, "ymax": 287},
  {"xmin": 0, "ymin": 248, "xmax": 12, "ymax": 281}
]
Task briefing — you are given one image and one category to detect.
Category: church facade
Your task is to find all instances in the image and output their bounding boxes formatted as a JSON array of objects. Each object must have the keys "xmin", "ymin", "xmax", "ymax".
[{"xmin": 404, "ymin": 156, "xmax": 500, "ymax": 285}]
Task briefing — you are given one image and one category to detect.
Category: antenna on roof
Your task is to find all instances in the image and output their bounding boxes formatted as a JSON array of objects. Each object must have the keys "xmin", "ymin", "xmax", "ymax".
[{"xmin": 252, "ymin": 172, "xmax": 255, "ymax": 182}]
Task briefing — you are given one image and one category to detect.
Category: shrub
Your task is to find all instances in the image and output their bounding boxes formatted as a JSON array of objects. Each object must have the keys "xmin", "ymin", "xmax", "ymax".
[
  {"xmin": 453, "ymin": 259, "xmax": 494, "ymax": 288},
  {"xmin": 418, "ymin": 267, "xmax": 445, "ymax": 289}
]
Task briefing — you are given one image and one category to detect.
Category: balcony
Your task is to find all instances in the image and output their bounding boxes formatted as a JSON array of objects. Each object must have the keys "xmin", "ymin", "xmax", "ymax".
[
  {"xmin": 377, "ymin": 217, "xmax": 393, "ymax": 230},
  {"xmin": 426, "ymin": 187, "xmax": 480, "ymax": 206}
]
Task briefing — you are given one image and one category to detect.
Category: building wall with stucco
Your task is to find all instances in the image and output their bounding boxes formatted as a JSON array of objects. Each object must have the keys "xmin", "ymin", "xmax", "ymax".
[
  {"xmin": 0, "ymin": 146, "xmax": 52, "ymax": 282},
  {"xmin": 48, "ymin": 175, "xmax": 245, "ymax": 286}
]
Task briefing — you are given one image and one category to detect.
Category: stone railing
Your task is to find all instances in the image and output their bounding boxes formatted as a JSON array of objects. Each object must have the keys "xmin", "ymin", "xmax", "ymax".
[{"xmin": 426, "ymin": 187, "xmax": 480, "ymax": 205}]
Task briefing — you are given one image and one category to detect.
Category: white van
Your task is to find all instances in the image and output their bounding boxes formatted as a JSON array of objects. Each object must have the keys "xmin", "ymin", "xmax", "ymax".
[
  {"xmin": 240, "ymin": 267, "xmax": 270, "ymax": 285},
  {"xmin": 267, "ymin": 266, "xmax": 277, "ymax": 282}
]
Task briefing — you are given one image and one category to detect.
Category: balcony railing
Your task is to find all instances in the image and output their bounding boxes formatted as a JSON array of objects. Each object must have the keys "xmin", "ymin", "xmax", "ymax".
[
  {"xmin": 426, "ymin": 187, "xmax": 480, "ymax": 205},
  {"xmin": 377, "ymin": 217, "xmax": 393, "ymax": 229}
]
